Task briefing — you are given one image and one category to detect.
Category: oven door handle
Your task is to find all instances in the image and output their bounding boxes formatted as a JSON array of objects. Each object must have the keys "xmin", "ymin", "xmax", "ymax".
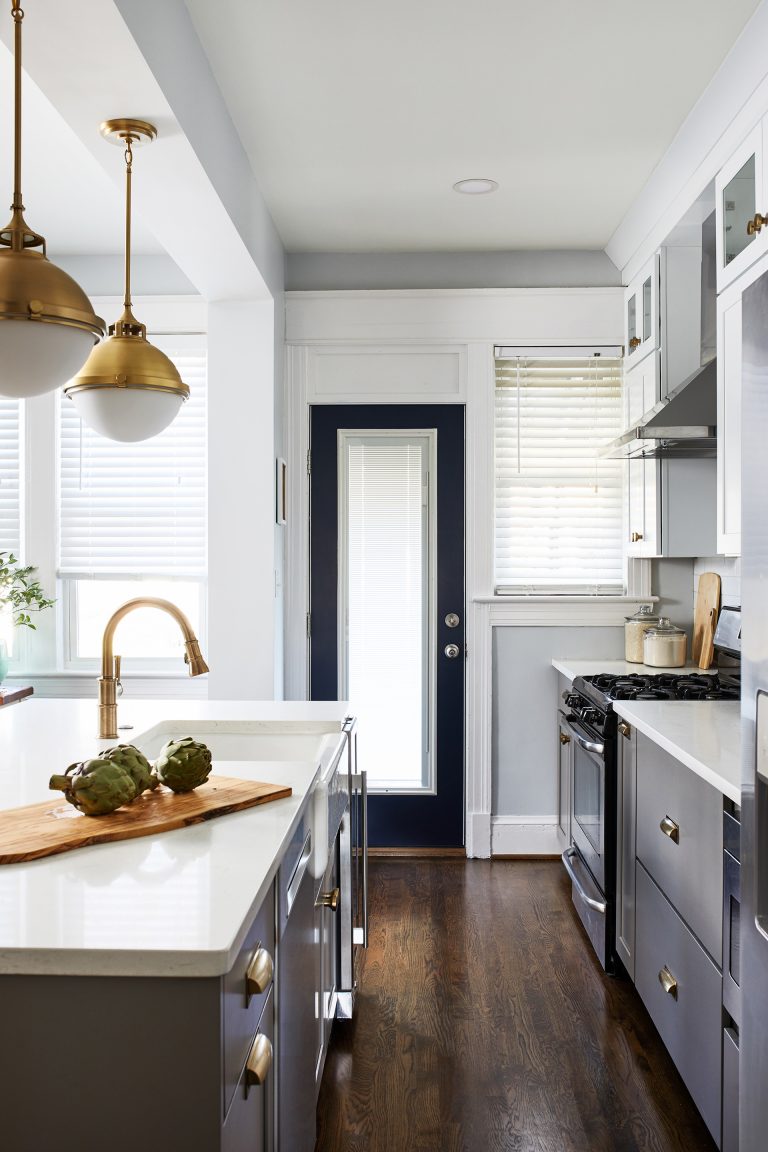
[
  {"xmin": 565, "ymin": 720, "xmax": 605, "ymax": 757},
  {"xmin": 561, "ymin": 846, "xmax": 608, "ymax": 914}
]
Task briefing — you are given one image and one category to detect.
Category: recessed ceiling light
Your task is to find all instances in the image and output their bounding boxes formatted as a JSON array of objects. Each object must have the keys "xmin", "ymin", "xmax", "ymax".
[{"xmin": 452, "ymin": 178, "xmax": 499, "ymax": 195}]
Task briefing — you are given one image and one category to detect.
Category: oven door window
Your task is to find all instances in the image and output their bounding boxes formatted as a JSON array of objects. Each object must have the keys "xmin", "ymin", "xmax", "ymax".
[{"xmin": 572, "ymin": 739, "xmax": 604, "ymax": 886}]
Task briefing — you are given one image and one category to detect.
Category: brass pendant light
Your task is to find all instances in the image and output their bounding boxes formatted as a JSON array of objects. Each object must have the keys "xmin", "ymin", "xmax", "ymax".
[
  {"xmin": 64, "ymin": 119, "xmax": 190, "ymax": 442},
  {"xmin": 0, "ymin": 0, "xmax": 105, "ymax": 398}
]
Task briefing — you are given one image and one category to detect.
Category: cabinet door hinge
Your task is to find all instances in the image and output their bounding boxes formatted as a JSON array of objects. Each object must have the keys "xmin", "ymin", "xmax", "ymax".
[{"xmin": 306, "ymin": 612, "xmax": 312, "ymax": 639}]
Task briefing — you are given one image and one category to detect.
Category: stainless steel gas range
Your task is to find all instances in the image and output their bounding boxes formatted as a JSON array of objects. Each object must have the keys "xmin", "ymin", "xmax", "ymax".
[{"xmin": 560, "ymin": 607, "xmax": 741, "ymax": 974}]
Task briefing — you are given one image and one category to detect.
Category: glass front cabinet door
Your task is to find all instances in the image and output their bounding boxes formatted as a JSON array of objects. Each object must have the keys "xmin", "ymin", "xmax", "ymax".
[
  {"xmin": 624, "ymin": 255, "xmax": 659, "ymax": 371},
  {"xmin": 716, "ymin": 123, "xmax": 768, "ymax": 292}
]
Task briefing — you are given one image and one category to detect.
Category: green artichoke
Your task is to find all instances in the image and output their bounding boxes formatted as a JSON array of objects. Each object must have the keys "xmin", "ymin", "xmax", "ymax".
[
  {"xmin": 49, "ymin": 758, "xmax": 138, "ymax": 817},
  {"xmin": 102, "ymin": 743, "xmax": 158, "ymax": 796},
  {"xmin": 153, "ymin": 736, "xmax": 213, "ymax": 793}
]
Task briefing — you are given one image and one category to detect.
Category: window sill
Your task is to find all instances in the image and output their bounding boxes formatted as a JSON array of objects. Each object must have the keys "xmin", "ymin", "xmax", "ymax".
[
  {"xmin": 472, "ymin": 595, "xmax": 658, "ymax": 605},
  {"xmin": 472, "ymin": 597, "xmax": 657, "ymax": 628}
]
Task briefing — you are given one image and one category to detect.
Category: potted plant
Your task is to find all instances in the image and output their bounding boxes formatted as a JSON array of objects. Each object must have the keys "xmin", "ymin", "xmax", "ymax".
[{"xmin": 0, "ymin": 551, "xmax": 54, "ymax": 684}]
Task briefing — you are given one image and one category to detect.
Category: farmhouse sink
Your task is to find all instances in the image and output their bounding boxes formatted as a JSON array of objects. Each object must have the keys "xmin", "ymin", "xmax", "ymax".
[{"xmin": 134, "ymin": 719, "xmax": 349, "ymax": 877}]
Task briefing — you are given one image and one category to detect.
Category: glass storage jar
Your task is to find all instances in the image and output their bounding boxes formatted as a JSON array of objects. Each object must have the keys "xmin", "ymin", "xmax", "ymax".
[
  {"xmin": 624, "ymin": 605, "xmax": 659, "ymax": 663},
  {"xmin": 642, "ymin": 617, "xmax": 687, "ymax": 668}
]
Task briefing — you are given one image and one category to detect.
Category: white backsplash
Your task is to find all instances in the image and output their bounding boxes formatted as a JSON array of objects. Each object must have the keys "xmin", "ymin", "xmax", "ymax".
[{"xmin": 694, "ymin": 555, "xmax": 741, "ymax": 611}]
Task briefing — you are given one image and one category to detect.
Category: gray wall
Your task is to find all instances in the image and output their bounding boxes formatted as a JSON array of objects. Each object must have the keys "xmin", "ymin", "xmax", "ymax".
[
  {"xmin": 286, "ymin": 250, "xmax": 622, "ymax": 291},
  {"xmin": 492, "ymin": 625, "xmax": 624, "ymax": 817}
]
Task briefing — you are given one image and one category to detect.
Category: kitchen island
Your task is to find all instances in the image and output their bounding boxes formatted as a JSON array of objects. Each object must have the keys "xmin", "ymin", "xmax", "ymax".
[{"xmin": 0, "ymin": 697, "xmax": 355, "ymax": 1152}]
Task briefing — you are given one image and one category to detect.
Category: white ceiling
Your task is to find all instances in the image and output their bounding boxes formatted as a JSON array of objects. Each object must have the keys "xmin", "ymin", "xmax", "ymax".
[
  {"xmin": 184, "ymin": 0, "xmax": 761, "ymax": 253},
  {"xmin": 0, "ymin": 41, "xmax": 162, "ymax": 257}
]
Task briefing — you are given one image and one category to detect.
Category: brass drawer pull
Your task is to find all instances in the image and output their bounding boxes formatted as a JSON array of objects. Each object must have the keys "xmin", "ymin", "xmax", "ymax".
[
  {"xmin": 245, "ymin": 1032, "xmax": 273, "ymax": 1090},
  {"xmin": 315, "ymin": 887, "xmax": 340, "ymax": 911},
  {"xmin": 559, "ymin": 732, "xmax": 571, "ymax": 745},
  {"xmin": 246, "ymin": 946, "xmax": 274, "ymax": 998},
  {"xmin": 658, "ymin": 965, "xmax": 678, "ymax": 999},
  {"xmin": 618, "ymin": 722, "xmax": 631, "ymax": 739},
  {"xmin": 660, "ymin": 815, "xmax": 679, "ymax": 843}
]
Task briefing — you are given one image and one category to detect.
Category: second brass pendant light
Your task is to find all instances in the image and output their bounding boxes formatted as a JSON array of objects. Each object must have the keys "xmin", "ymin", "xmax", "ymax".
[{"xmin": 64, "ymin": 119, "xmax": 190, "ymax": 441}]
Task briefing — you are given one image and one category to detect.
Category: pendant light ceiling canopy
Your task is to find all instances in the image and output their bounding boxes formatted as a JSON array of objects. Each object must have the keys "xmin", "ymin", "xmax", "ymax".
[
  {"xmin": 64, "ymin": 119, "xmax": 190, "ymax": 442},
  {"xmin": 0, "ymin": 0, "xmax": 105, "ymax": 399}
]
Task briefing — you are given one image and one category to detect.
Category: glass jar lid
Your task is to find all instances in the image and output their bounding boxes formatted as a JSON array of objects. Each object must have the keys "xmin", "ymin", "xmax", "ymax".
[
  {"xmin": 644, "ymin": 616, "xmax": 686, "ymax": 637},
  {"xmin": 625, "ymin": 605, "xmax": 659, "ymax": 623}
]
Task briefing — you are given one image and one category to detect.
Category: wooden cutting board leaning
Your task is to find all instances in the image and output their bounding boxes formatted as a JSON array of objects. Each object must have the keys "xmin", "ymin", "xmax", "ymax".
[
  {"xmin": 692, "ymin": 572, "xmax": 721, "ymax": 670},
  {"xmin": 0, "ymin": 775, "xmax": 292, "ymax": 865}
]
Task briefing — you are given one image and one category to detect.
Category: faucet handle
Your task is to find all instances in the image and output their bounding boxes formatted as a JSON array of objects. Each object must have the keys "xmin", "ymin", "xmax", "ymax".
[{"xmin": 114, "ymin": 654, "xmax": 123, "ymax": 697}]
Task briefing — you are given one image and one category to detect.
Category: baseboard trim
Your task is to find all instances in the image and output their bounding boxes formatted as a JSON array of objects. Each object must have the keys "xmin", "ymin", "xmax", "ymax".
[
  {"xmin": 491, "ymin": 816, "xmax": 564, "ymax": 857},
  {"xmin": 368, "ymin": 847, "xmax": 466, "ymax": 858},
  {"xmin": 492, "ymin": 854, "xmax": 561, "ymax": 861}
]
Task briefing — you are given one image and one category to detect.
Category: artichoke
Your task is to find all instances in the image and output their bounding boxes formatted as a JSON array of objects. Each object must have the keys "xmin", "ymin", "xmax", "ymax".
[
  {"xmin": 102, "ymin": 743, "xmax": 158, "ymax": 796},
  {"xmin": 153, "ymin": 736, "xmax": 213, "ymax": 793},
  {"xmin": 49, "ymin": 758, "xmax": 138, "ymax": 817}
]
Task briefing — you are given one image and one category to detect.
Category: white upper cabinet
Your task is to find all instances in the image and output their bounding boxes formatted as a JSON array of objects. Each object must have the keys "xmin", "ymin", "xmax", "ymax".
[
  {"xmin": 715, "ymin": 123, "xmax": 768, "ymax": 292},
  {"xmin": 624, "ymin": 255, "xmax": 659, "ymax": 370}
]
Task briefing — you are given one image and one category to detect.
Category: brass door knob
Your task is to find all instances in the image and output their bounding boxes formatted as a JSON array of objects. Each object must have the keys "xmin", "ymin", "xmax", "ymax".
[
  {"xmin": 628, "ymin": 336, "xmax": 642, "ymax": 350},
  {"xmin": 245, "ymin": 1032, "xmax": 273, "ymax": 1089},
  {"xmin": 559, "ymin": 732, "xmax": 571, "ymax": 745},
  {"xmin": 660, "ymin": 815, "xmax": 680, "ymax": 843},
  {"xmin": 631, "ymin": 532, "xmax": 643, "ymax": 542},
  {"xmin": 246, "ymin": 946, "xmax": 274, "ymax": 998},
  {"xmin": 747, "ymin": 212, "xmax": 767, "ymax": 235},
  {"xmin": 316, "ymin": 887, "xmax": 340, "ymax": 911},
  {"xmin": 658, "ymin": 965, "xmax": 678, "ymax": 999}
]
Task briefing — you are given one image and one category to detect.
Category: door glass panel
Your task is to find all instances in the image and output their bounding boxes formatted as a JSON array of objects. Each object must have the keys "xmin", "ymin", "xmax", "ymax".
[
  {"xmin": 627, "ymin": 294, "xmax": 637, "ymax": 347},
  {"xmin": 642, "ymin": 276, "xmax": 653, "ymax": 342},
  {"xmin": 723, "ymin": 154, "xmax": 756, "ymax": 268},
  {"xmin": 339, "ymin": 431, "xmax": 435, "ymax": 793}
]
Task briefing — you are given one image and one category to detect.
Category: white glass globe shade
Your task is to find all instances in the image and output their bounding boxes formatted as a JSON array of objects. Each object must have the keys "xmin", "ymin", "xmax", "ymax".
[
  {"xmin": 0, "ymin": 323, "xmax": 95, "ymax": 398},
  {"xmin": 66, "ymin": 387, "xmax": 185, "ymax": 442}
]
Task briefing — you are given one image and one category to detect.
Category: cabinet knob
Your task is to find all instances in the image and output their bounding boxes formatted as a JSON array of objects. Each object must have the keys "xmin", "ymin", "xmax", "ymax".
[
  {"xmin": 658, "ymin": 965, "xmax": 678, "ymax": 999},
  {"xmin": 747, "ymin": 212, "xmax": 767, "ymax": 236},
  {"xmin": 618, "ymin": 722, "xmax": 631, "ymax": 739},
  {"xmin": 628, "ymin": 336, "xmax": 642, "ymax": 350},
  {"xmin": 245, "ymin": 1032, "xmax": 273, "ymax": 1089},
  {"xmin": 316, "ymin": 887, "xmax": 340, "ymax": 911},
  {"xmin": 631, "ymin": 532, "xmax": 643, "ymax": 543},
  {"xmin": 559, "ymin": 732, "xmax": 571, "ymax": 745},
  {"xmin": 659, "ymin": 815, "xmax": 680, "ymax": 843},
  {"xmin": 246, "ymin": 946, "xmax": 274, "ymax": 998}
]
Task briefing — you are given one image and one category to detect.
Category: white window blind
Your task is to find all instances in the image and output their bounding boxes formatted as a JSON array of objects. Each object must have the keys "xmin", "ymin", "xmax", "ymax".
[
  {"xmin": 59, "ymin": 334, "xmax": 207, "ymax": 578},
  {"xmin": 495, "ymin": 355, "xmax": 624, "ymax": 594},
  {"xmin": 0, "ymin": 398, "xmax": 21, "ymax": 556}
]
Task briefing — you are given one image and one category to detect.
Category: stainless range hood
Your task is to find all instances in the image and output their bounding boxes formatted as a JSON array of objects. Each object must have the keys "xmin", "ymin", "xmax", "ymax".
[{"xmin": 601, "ymin": 358, "xmax": 717, "ymax": 459}]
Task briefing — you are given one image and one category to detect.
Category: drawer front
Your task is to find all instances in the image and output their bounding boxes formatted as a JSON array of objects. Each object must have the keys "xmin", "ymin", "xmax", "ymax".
[
  {"xmin": 636, "ymin": 733, "xmax": 723, "ymax": 960},
  {"xmin": 222, "ymin": 987, "xmax": 274, "ymax": 1152},
  {"xmin": 635, "ymin": 863, "xmax": 722, "ymax": 1143},
  {"xmin": 223, "ymin": 885, "xmax": 276, "ymax": 1117}
]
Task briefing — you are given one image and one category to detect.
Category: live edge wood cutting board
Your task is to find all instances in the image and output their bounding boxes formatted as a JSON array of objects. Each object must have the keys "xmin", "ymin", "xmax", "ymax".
[{"xmin": 0, "ymin": 776, "xmax": 292, "ymax": 865}]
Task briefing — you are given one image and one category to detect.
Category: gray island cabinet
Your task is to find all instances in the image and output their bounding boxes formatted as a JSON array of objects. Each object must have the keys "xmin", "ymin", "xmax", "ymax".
[{"xmin": 0, "ymin": 699, "xmax": 360, "ymax": 1152}]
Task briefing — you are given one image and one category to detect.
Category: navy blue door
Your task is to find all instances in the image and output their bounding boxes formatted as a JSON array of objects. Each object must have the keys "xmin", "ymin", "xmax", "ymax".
[{"xmin": 310, "ymin": 405, "xmax": 464, "ymax": 849}]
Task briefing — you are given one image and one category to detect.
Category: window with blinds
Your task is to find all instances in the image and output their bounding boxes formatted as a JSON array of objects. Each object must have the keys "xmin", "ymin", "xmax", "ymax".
[
  {"xmin": 59, "ymin": 335, "xmax": 207, "ymax": 579},
  {"xmin": 58, "ymin": 334, "xmax": 207, "ymax": 662},
  {"xmin": 0, "ymin": 397, "xmax": 21, "ymax": 557},
  {"xmin": 494, "ymin": 354, "xmax": 624, "ymax": 595}
]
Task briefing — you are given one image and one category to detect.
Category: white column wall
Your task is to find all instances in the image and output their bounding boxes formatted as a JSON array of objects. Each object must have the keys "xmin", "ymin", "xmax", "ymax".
[{"xmin": 207, "ymin": 300, "xmax": 277, "ymax": 700}]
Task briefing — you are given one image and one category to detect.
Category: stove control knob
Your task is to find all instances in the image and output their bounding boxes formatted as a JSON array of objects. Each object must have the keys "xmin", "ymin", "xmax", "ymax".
[
  {"xmin": 564, "ymin": 693, "xmax": 580, "ymax": 709},
  {"xmin": 583, "ymin": 708, "xmax": 600, "ymax": 726}
]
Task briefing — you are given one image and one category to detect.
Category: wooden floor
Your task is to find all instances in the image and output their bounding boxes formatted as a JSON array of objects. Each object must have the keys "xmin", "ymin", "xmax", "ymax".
[{"xmin": 315, "ymin": 859, "xmax": 717, "ymax": 1152}]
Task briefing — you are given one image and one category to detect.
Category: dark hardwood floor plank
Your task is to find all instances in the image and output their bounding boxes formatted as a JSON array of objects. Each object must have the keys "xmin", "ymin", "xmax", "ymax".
[{"xmin": 315, "ymin": 859, "xmax": 716, "ymax": 1152}]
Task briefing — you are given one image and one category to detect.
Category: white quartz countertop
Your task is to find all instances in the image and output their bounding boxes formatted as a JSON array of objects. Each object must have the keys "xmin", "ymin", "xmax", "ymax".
[
  {"xmin": 612, "ymin": 699, "xmax": 741, "ymax": 804},
  {"xmin": 552, "ymin": 658, "xmax": 715, "ymax": 681},
  {"xmin": 0, "ymin": 698, "xmax": 351, "ymax": 978}
]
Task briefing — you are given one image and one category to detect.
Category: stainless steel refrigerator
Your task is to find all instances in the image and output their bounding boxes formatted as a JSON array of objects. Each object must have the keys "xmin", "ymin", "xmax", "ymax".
[{"xmin": 739, "ymin": 269, "xmax": 768, "ymax": 1149}]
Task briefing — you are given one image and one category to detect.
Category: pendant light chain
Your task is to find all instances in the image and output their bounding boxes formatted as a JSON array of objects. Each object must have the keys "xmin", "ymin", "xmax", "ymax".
[
  {"xmin": 123, "ymin": 137, "xmax": 134, "ymax": 312},
  {"xmin": 11, "ymin": 2, "xmax": 23, "ymax": 221}
]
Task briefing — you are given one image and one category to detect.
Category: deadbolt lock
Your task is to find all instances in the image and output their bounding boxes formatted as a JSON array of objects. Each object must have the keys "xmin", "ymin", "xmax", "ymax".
[{"xmin": 445, "ymin": 612, "xmax": 460, "ymax": 629}]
